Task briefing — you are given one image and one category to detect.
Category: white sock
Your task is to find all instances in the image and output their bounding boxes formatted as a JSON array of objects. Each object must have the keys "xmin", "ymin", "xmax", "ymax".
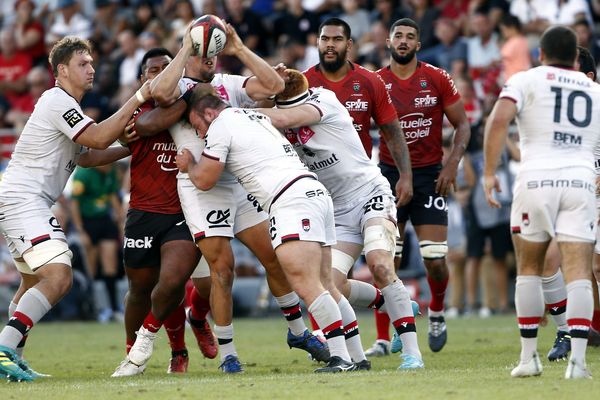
[
  {"xmin": 308, "ymin": 291, "xmax": 351, "ymax": 362},
  {"xmin": 337, "ymin": 296, "xmax": 365, "ymax": 362},
  {"xmin": 348, "ymin": 280, "xmax": 384, "ymax": 309},
  {"xmin": 8, "ymin": 301, "xmax": 17, "ymax": 318},
  {"xmin": 0, "ymin": 288, "xmax": 51, "ymax": 349},
  {"xmin": 566, "ymin": 279, "xmax": 593, "ymax": 364},
  {"xmin": 213, "ymin": 324, "xmax": 237, "ymax": 361},
  {"xmin": 541, "ymin": 269, "xmax": 568, "ymax": 331},
  {"xmin": 274, "ymin": 292, "xmax": 307, "ymax": 336},
  {"xmin": 515, "ymin": 276, "xmax": 544, "ymax": 361},
  {"xmin": 381, "ymin": 280, "xmax": 421, "ymax": 358}
]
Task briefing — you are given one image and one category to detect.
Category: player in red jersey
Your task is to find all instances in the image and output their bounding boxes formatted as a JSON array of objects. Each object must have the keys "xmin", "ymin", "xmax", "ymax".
[
  {"xmin": 303, "ymin": 18, "xmax": 414, "ymax": 351},
  {"xmin": 377, "ymin": 18, "xmax": 470, "ymax": 353},
  {"xmin": 111, "ymin": 48, "xmax": 215, "ymax": 377}
]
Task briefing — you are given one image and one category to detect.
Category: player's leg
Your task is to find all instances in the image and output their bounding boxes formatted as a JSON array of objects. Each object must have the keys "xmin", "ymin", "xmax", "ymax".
[
  {"xmin": 96, "ymin": 217, "xmax": 121, "ymax": 320},
  {"xmin": 187, "ymin": 273, "xmax": 217, "ymax": 359},
  {"xmin": 541, "ymin": 238, "xmax": 571, "ymax": 361},
  {"xmin": 163, "ymin": 300, "xmax": 189, "ymax": 373},
  {"xmin": 236, "ymin": 220, "xmax": 329, "ymax": 362},
  {"xmin": 589, "ymin": 232, "xmax": 600, "ymax": 346}
]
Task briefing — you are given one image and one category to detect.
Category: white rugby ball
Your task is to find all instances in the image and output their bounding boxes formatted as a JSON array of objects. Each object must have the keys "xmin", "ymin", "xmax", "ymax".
[{"xmin": 190, "ymin": 15, "xmax": 227, "ymax": 58}]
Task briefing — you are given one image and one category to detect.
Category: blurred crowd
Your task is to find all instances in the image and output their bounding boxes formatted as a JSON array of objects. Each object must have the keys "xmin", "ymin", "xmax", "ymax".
[{"xmin": 1, "ymin": 0, "xmax": 600, "ymax": 321}]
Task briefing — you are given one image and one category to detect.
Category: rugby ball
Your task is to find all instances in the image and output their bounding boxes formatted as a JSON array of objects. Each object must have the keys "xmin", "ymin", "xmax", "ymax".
[{"xmin": 190, "ymin": 15, "xmax": 227, "ymax": 58}]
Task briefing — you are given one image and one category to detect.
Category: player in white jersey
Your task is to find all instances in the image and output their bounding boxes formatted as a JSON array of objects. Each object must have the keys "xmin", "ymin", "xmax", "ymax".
[
  {"xmin": 176, "ymin": 84, "xmax": 355, "ymax": 373},
  {"xmin": 0, "ymin": 36, "xmax": 151, "ymax": 382},
  {"xmin": 484, "ymin": 26, "xmax": 600, "ymax": 379},
  {"xmin": 257, "ymin": 70, "xmax": 424, "ymax": 370},
  {"xmin": 120, "ymin": 25, "xmax": 328, "ymax": 375}
]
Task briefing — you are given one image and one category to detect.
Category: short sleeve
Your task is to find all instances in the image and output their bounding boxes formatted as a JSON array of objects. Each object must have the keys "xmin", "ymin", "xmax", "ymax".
[
  {"xmin": 214, "ymin": 74, "xmax": 256, "ymax": 108},
  {"xmin": 499, "ymin": 71, "xmax": 527, "ymax": 112},
  {"xmin": 46, "ymin": 93, "xmax": 94, "ymax": 142},
  {"xmin": 437, "ymin": 68, "xmax": 461, "ymax": 107},
  {"xmin": 202, "ymin": 117, "xmax": 231, "ymax": 163},
  {"xmin": 371, "ymin": 73, "xmax": 397, "ymax": 126}
]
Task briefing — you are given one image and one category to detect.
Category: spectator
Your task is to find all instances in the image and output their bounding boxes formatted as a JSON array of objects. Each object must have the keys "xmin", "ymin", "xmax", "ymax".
[
  {"xmin": 5, "ymin": 66, "xmax": 51, "ymax": 133},
  {"xmin": 434, "ymin": 0, "xmax": 470, "ymax": 31},
  {"xmin": 339, "ymin": 0, "xmax": 371, "ymax": 43},
  {"xmin": 419, "ymin": 16, "xmax": 467, "ymax": 77},
  {"xmin": 498, "ymin": 14, "xmax": 531, "ymax": 83},
  {"xmin": 272, "ymin": 0, "xmax": 319, "ymax": 47},
  {"xmin": 369, "ymin": 0, "xmax": 406, "ymax": 29},
  {"xmin": 357, "ymin": 20, "xmax": 390, "ymax": 70},
  {"xmin": 130, "ymin": 0, "xmax": 158, "ymax": 36},
  {"xmin": 573, "ymin": 18, "xmax": 600, "ymax": 66},
  {"xmin": 0, "ymin": 28, "xmax": 32, "ymax": 110},
  {"xmin": 466, "ymin": 0, "xmax": 510, "ymax": 33},
  {"xmin": 70, "ymin": 164, "xmax": 124, "ymax": 323},
  {"xmin": 170, "ymin": 0, "xmax": 196, "ymax": 41},
  {"xmin": 405, "ymin": 0, "xmax": 440, "ymax": 51},
  {"xmin": 81, "ymin": 62, "xmax": 119, "ymax": 123},
  {"xmin": 91, "ymin": 0, "xmax": 126, "ymax": 59},
  {"xmin": 116, "ymin": 29, "xmax": 145, "ymax": 90},
  {"xmin": 13, "ymin": 0, "xmax": 46, "ymax": 67},
  {"xmin": 49, "ymin": 0, "xmax": 92, "ymax": 39},
  {"xmin": 510, "ymin": 0, "xmax": 592, "ymax": 35}
]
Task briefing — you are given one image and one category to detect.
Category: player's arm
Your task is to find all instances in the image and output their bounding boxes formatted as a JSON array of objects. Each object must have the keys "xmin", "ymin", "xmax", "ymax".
[
  {"xmin": 175, "ymin": 148, "xmax": 224, "ymax": 191},
  {"xmin": 74, "ymin": 81, "xmax": 151, "ymax": 149},
  {"xmin": 151, "ymin": 25, "xmax": 194, "ymax": 106},
  {"xmin": 78, "ymin": 147, "xmax": 131, "ymax": 167},
  {"xmin": 257, "ymin": 104, "xmax": 321, "ymax": 129},
  {"xmin": 222, "ymin": 24, "xmax": 284, "ymax": 100},
  {"xmin": 379, "ymin": 120, "xmax": 413, "ymax": 206},
  {"xmin": 135, "ymin": 100, "xmax": 187, "ymax": 137},
  {"xmin": 483, "ymin": 98, "xmax": 517, "ymax": 208},
  {"xmin": 436, "ymin": 99, "xmax": 470, "ymax": 196}
]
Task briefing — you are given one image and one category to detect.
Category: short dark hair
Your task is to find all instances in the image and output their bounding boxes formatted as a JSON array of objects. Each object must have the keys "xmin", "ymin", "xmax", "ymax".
[
  {"xmin": 48, "ymin": 36, "xmax": 93, "ymax": 77},
  {"xmin": 540, "ymin": 25, "xmax": 577, "ymax": 66},
  {"xmin": 139, "ymin": 47, "xmax": 173, "ymax": 75},
  {"xmin": 318, "ymin": 17, "xmax": 351, "ymax": 40},
  {"xmin": 500, "ymin": 14, "xmax": 522, "ymax": 32},
  {"xmin": 577, "ymin": 45, "xmax": 597, "ymax": 81},
  {"xmin": 390, "ymin": 18, "xmax": 420, "ymax": 38},
  {"xmin": 187, "ymin": 83, "xmax": 225, "ymax": 118}
]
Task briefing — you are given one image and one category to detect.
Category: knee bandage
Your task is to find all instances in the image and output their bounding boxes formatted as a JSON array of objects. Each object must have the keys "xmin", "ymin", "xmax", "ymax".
[
  {"xmin": 191, "ymin": 256, "xmax": 211, "ymax": 278},
  {"xmin": 13, "ymin": 260, "xmax": 34, "ymax": 275},
  {"xmin": 363, "ymin": 225, "xmax": 395, "ymax": 255},
  {"xmin": 419, "ymin": 240, "xmax": 448, "ymax": 260},
  {"xmin": 331, "ymin": 249, "xmax": 356, "ymax": 275},
  {"xmin": 395, "ymin": 238, "xmax": 403, "ymax": 258},
  {"xmin": 23, "ymin": 239, "xmax": 72, "ymax": 270}
]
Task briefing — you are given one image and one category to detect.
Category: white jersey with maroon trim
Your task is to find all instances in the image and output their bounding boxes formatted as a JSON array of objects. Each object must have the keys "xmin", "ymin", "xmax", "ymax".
[
  {"xmin": 0, "ymin": 87, "xmax": 92, "ymax": 205},
  {"xmin": 202, "ymin": 108, "xmax": 316, "ymax": 211},
  {"xmin": 283, "ymin": 87, "xmax": 389, "ymax": 206},
  {"xmin": 499, "ymin": 65, "xmax": 600, "ymax": 172},
  {"xmin": 170, "ymin": 74, "xmax": 256, "ymax": 183}
]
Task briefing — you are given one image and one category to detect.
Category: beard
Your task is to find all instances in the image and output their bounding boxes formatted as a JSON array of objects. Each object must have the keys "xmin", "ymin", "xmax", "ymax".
[
  {"xmin": 391, "ymin": 47, "xmax": 417, "ymax": 65},
  {"xmin": 319, "ymin": 48, "xmax": 347, "ymax": 73}
]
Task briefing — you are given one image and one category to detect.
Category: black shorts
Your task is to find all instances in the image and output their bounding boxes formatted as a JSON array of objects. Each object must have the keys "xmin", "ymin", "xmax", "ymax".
[
  {"xmin": 82, "ymin": 215, "xmax": 119, "ymax": 245},
  {"xmin": 123, "ymin": 209, "xmax": 193, "ymax": 269},
  {"xmin": 379, "ymin": 162, "xmax": 448, "ymax": 226},
  {"xmin": 465, "ymin": 206, "xmax": 513, "ymax": 259}
]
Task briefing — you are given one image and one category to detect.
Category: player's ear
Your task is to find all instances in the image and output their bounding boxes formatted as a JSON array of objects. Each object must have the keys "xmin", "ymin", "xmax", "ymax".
[{"xmin": 416, "ymin": 41, "xmax": 421, "ymax": 52}]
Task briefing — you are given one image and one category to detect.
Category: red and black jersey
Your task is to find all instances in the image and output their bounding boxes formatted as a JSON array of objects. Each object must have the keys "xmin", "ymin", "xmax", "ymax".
[
  {"xmin": 128, "ymin": 102, "xmax": 181, "ymax": 214},
  {"xmin": 377, "ymin": 62, "xmax": 461, "ymax": 168},
  {"xmin": 304, "ymin": 61, "xmax": 397, "ymax": 157}
]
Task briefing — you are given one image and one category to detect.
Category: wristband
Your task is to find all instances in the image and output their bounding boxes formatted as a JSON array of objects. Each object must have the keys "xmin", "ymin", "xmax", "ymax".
[{"xmin": 135, "ymin": 89, "xmax": 146, "ymax": 103}]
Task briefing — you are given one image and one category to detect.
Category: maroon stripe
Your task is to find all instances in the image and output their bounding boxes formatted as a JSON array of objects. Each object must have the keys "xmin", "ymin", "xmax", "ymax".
[
  {"xmin": 511, "ymin": 226, "xmax": 521, "ymax": 234},
  {"xmin": 518, "ymin": 317, "xmax": 541, "ymax": 325},
  {"xmin": 201, "ymin": 151, "xmax": 220, "ymax": 161},
  {"xmin": 568, "ymin": 318, "xmax": 591, "ymax": 327},
  {"xmin": 270, "ymin": 174, "xmax": 315, "ymax": 211},
  {"xmin": 546, "ymin": 299, "xmax": 567, "ymax": 309},
  {"xmin": 281, "ymin": 233, "xmax": 300, "ymax": 243},
  {"xmin": 306, "ymin": 102, "xmax": 323, "ymax": 117},
  {"xmin": 194, "ymin": 231, "xmax": 206, "ymax": 240},
  {"xmin": 72, "ymin": 120, "xmax": 94, "ymax": 142},
  {"xmin": 500, "ymin": 96, "xmax": 517, "ymax": 104},
  {"xmin": 31, "ymin": 234, "xmax": 50, "ymax": 246},
  {"xmin": 13, "ymin": 311, "xmax": 33, "ymax": 328},
  {"xmin": 392, "ymin": 316, "xmax": 415, "ymax": 328},
  {"xmin": 321, "ymin": 320, "xmax": 343, "ymax": 335}
]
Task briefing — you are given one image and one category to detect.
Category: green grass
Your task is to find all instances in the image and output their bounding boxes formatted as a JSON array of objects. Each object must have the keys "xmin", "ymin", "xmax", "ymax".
[{"xmin": 3, "ymin": 313, "xmax": 600, "ymax": 399}]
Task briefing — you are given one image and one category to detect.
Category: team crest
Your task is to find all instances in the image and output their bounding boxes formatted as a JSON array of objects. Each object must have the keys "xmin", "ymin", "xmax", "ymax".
[
  {"xmin": 522, "ymin": 213, "xmax": 530, "ymax": 226},
  {"xmin": 302, "ymin": 218, "xmax": 311, "ymax": 232},
  {"xmin": 419, "ymin": 80, "xmax": 428, "ymax": 89},
  {"xmin": 353, "ymin": 82, "xmax": 360, "ymax": 92}
]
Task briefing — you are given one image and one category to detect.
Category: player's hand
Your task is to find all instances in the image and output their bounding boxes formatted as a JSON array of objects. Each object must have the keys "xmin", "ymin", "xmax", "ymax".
[
  {"xmin": 221, "ymin": 23, "xmax": 244, "ymax": 56},
  {"xmin": 138, "ymin": 80, "xmax": 152, "ymax": 103},
  {"xmin": 119, "ymin": 117, "xmax": 139, "ymax": 145},
  {"xmin": 182, "ymin": 22, "xmax": 194, "ymax": 52},
  {"xmin": 176, "ymin": 148, "xmax": 195, "ymax": 173},
  {"xmin": 395, "ymin": 173, "xmax": 413, "ymax": 207},
  {"xmin": 435, "ymin": 162, "xmax": 458, "ymax": 197},
  {"xmin": 273, "ymin": 63, "xmax": 288, "ymax": 80},
  {"xmin": 483, "ymin": 174, "xmax": 502, "ymax": 208}
]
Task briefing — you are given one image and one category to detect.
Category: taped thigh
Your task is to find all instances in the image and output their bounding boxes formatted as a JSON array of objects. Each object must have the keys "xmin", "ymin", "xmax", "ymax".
[
  {"xmin": 419, "ymin": 240, "xmax": 448, "ymax": 260},
  {"xmin": 363, "ymin": 224, "xmax": 395, "ymax": 255},
  {"xmin": 23, "ymin": 239, "xmax": 73, "ymax": 270},
  {"xmin": 331, "ymin": 248, "xmax": 356, "ymax": 275}
]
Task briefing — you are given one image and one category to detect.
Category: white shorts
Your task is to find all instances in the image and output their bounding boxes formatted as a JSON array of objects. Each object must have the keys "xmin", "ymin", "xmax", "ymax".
[
  {"xmin": 0, "ymin": 199, "xmax": 66, "ymax": 260},
  {"xmin": 269, "ymin": 178, "xmax": 336, "ymax": 249},
  {"xmin": 511, "ymin": 168, "xmax": 596, "ymax": 243},
  {"xmin": 178, "ymin": 179, "xmax": 267, "ymax": 240},
  {"xmin": 334, "ymin": 184, "xmax": 396, "ymax": 245}
]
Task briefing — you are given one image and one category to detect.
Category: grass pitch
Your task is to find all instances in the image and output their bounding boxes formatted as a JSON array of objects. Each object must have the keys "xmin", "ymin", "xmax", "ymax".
[{"xmin": 2, "ymin": 313, "xmax": 600, "ymax": 399}]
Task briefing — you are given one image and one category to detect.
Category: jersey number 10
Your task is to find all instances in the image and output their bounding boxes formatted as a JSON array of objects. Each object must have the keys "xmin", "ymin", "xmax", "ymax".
[{"xmin": 551, "ymin": 86, "xmax": 592, "ymax": 128}]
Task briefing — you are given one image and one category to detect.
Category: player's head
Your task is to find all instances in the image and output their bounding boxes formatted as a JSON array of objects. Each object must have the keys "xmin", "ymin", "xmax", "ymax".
[
  {"xmin": 539, "ymin": 25, "xmax": 577, "ymax": 67},
  {"xmin": 185, "ymin": 55, "xmax": 217, "ymax": 83},
  {"xmin": 49, "ymin": 36, "xmax": 94, "ymax": 89},
  {"xmin": 139, "ymin": 47, "xmax": 173, "ymax": 82},
  {"xmin": 576, "ymin": 45, "xmax": 596, "ymax": 81},
  {"xmin": 317, "ymin": 18, "xmax": 352, "ymax": 73},
  {"xmin": 274, "ymin": 69, "xmax": 309, "ymax": 108},
  {"xmin": 388, "ymin": 18, "xmax": 421, "ymax": 65},
  {"xmin": 187, "ymin": 83, "xmax": 226, "ymax": 137}
]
